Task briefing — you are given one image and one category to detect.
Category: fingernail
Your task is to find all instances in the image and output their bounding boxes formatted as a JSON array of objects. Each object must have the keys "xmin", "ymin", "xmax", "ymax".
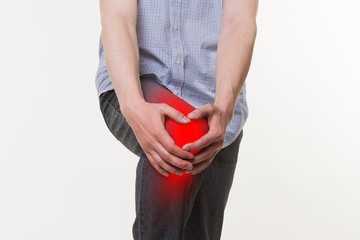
[
  {"xmin": 187, "ymin": 112, "xmax": 196, "ymax": 118},
  {"xmin": 182, "ymin": 116, "xmax": 190, "ymax": 122},
  {"xmin": 185, "ymin": 170, "xmax": 191, "ymax": 174},
  {"xmin": 176, "ymin": 170, "xmax": 184, "ymax": 175}
]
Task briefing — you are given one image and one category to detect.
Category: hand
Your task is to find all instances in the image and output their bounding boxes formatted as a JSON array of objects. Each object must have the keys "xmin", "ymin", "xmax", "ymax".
[
  {"xmin": 122, "ymin": 99, "xmax": 194, "ymax": 177},
  {"xmin": 181, "ymin": 103, "xmax": 232, "ymax": 175}
]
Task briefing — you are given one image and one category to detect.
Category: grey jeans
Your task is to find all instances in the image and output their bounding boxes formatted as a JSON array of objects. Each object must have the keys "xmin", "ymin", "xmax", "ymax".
[{"xmin": 98, "ymin": 78, "xmax": 243, "ymax": 240}]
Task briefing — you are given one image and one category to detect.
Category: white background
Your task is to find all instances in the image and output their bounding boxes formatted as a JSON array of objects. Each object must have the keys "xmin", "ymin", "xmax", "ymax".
[{"xmin": 1, "ymin": 0, "xmax": 359, "ymax": 239}]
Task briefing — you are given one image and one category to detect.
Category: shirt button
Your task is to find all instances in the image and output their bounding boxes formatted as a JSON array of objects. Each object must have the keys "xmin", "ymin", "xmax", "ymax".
[
  {"xmin": 176, "ymin": 59, "xmax": 181, "ymax": 65},
  {"xmin": 173, "ymin": 25, "xmax": 178, "ymax": 30},
  {"xmin": 173, "ymin": 90, "xmax": 178, "ymax": 95}
]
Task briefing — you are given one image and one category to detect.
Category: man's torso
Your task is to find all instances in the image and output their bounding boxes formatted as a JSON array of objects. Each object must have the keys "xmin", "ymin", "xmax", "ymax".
[{"xmin": 95, "ymin": 0, "xmax": 248, "ymax": 149}]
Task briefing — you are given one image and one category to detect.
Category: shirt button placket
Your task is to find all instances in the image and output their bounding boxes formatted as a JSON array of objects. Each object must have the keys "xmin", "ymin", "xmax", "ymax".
[{"xmin": 170, "ymin": 0, "xmax": 184, "ymax": 97}]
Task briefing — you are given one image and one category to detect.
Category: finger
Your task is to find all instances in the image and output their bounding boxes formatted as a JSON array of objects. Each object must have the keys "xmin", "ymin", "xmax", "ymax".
[
  {"xmin": 187, "ymin": 160, "xmax": 212, "ymax": 175},
  {"xmin": 161, "ymin": 103, "xmax": 190, "ymax": 125},
  {"xmin": 151, "ymin": 150, "xmax": 184, "ymax": 175},
  {"xmin": 157, "ymin": 126, "xmax": 194, "ymax": 160},
  {"xmin": 154, "ymin": 141, "xmax": 193, "ymax": 171},
  {"xmin": 182, "ymin": 129, "xmax": 217, "ymax": 153},
  {"xmin": 186, "ymin": 150, "xmax": 218, "ymax": 174},
  {"xmin": 187, "ymin": 104, "xmax": 214, "ymax": 120},
  {"xmin": 146, "ymin": 152, "xmax": 169, "ymax": 177},
  {"xmin": 190, "ymin": 142, "xmax": 218, "ymax": 165}
]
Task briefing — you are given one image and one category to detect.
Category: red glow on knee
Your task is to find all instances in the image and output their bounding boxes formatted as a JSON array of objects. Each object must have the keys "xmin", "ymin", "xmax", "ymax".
[
  {"xmin": 141, "ymin": 79, "xmax": 209, "ymax": 156},
  {"xmin": 141, "ymin": 79, "xmax": 209, "ymax": 200},
  {"xmin": 165, "ymin": 106, "xmax": 209, "ymax": 156}
]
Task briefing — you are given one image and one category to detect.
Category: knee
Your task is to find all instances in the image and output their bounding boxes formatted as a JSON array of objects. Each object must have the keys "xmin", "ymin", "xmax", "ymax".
[
  {"xmin": 165, "ymin": 115, "xmax": 209, "ymax": 155},
  {"xmin": 140, "ymin": 78, "xmax": 209, "ymax": 155}
]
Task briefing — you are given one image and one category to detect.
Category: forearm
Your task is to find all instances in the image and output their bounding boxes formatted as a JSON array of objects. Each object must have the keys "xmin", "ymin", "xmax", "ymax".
[
  {"xmin": 214, "ymin": 19, "xmax": 257, "ymax": 125},
  {"xmin": 101, "ymin": 15, "xmax": 144, "ymax": 115}
]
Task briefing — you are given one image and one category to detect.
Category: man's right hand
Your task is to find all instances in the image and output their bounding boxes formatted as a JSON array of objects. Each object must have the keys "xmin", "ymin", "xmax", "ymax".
[{"xmin": 121, "ymin": 98, "xmax": 194, "ymax": 177}]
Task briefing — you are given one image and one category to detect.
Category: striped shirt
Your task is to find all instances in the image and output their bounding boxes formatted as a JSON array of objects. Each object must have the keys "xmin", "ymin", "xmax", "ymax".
[{"xmin": 95, "ymin": 0, "xmax": 249, "ymax": 149}]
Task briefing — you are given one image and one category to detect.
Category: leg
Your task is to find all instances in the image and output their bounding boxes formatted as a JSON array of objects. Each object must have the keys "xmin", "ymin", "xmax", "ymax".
[
  {"xmin": 184, "ymin": 130, "xmax": 243, "ymax": 240},
  {"xmin": 99, "ymin": 76, "xmax": 237, "ymax": 239},
  {"xmin": 133, "ymin": 131, "xmax": 243, "ymax": 240},
  {"xmin": 128, "ymin": 77, "xmax": 210, "ymax": 239},
  {"xmin": 133, "ymin": 152, "xmax": 206, "ymax": 240},
  {"xmin": 99, "ymin": 76, "xmax": 207, "ymax": 239}
]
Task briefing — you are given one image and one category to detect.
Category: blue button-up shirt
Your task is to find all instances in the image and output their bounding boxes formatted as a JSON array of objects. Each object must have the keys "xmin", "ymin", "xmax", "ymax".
[{"xmin": 95, "ymin": 0, "xmax": 248, "ymax": 149}]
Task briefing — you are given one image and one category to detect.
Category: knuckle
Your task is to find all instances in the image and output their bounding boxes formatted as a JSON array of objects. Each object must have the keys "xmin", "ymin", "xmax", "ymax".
[
  {"xmin": 162, "ymin": 152, "xmax": 171, "ymax": 162},
  {"xmin": 158, "ymin": 159, "xmax": 167, "ymax": 169},
  {"xmin": 157, "ymin": 103, "xmax": 166, "ymax": 114},
  {"xmin": 176, "ymin": 111, "xmax": 184, "ymax": 119},
  {"xmin": 152, "ymin": 156, "xmax": 160, "ymax": 165},
  {"xmin": 160, "ymin": 103, "xmax": 168, "ymax": 111},
  {"xmin": 143, "ymin": 136, "xmax": 152, "ymax": 147},
  {"xmin": 167, "ymin": 144, "xmax": 177, "ymax": 154},
  {"xmin": 214, "ymin": 129, "xmax": 222, "ymax": 139},
  {"xmin": 181, "ymin": 162, "xmax": 188, "ymax": 169},
  {"xmin": 151, "ymin": 129, "xmax": 159, "ymax": 138},
  {"xmin": 173, "ymin": 158, "xmax": 183, "ymax": 168}
]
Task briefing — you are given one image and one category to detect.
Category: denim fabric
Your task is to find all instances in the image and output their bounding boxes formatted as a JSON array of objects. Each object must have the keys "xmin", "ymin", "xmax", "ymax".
[
  {"xmin": 132, "ymin": 132, "xmax": 242, "ymax": 240},
  {"xmin": 99, "ymin": 88, "xmax": 145, "ymax": 157},
  {"xmin": 98, "ymin": 78, "xmax": 243, "ymax": 239},
  {"xmin": 95, "ymin": 0, "xmax": 249, "ymax": 149}
]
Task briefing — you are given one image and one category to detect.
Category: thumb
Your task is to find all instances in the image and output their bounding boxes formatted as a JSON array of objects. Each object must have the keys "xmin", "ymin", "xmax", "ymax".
[
  {"xmin": 161, "ymin": 103, "xmax": 190, "ymax": 124},
  {"xmin": 187, "ymin": 104, "xmax": 212, "ymax": 120}
]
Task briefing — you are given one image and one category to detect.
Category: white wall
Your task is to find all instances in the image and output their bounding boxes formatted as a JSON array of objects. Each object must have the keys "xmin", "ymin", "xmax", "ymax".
[{"xmin": 0, "ymin": 1, "xmax": 359, "ymax": 239}]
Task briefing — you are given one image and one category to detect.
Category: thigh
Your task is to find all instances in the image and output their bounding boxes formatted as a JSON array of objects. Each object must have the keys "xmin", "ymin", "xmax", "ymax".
[
  {"xmin": 184, "ymin": 130, "xmax": 244, "ymax": 240},
  {"xmin": 99, "ymin": 89, "xmax": 144, "ymax": 157}
]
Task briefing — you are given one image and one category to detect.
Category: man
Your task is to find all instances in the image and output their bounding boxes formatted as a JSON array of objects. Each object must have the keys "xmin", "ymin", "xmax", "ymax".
[{"xmin": 95, "ymin": 0, "xmax": 258, "ymax": 239}]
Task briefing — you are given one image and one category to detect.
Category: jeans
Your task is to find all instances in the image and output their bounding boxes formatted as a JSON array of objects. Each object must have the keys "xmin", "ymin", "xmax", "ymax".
[{"xmin": 98, "ymin": 76, "xmax": 243, "ymax": 240}]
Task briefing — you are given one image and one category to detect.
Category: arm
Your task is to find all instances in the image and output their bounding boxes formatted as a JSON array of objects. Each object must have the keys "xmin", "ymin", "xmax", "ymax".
[
  {"xmin": 213, "ymin": 0, "xmax": 259, "ymax": 125},
  {"xmin": 99, "ymin": 0, "xmax": 143, "ymax": 112},
  {"xmin": 183, "ymin": 0, "xmax": 258, "ymax": 174},
  {"xmin": 100, "ymin": 0, "xmax": 194, "ymax": 176}
]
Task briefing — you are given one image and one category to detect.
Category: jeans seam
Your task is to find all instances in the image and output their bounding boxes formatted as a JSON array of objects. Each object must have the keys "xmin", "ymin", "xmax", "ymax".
[{"xmin": 139, "ymin": 156, "xmax": 145, "ymax": 239}]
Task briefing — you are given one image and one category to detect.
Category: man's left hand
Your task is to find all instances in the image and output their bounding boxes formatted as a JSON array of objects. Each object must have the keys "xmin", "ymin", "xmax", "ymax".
[{"xmin": 181, "ymin": 103, "xmax": 233, "ymax": 175}]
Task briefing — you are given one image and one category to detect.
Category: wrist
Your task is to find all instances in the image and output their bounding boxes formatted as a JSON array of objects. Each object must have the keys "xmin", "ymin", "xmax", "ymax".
[
  {"xmin": 120, "ymin": 95, "xmax": 146, "ymax": 119},
  {"xmin": 214, "ymin": 102, "xmax": 235, "ymax": 127},
  {"xmin": 214, "ymin": 86, "xmax": 237, "ymax": 125}
]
